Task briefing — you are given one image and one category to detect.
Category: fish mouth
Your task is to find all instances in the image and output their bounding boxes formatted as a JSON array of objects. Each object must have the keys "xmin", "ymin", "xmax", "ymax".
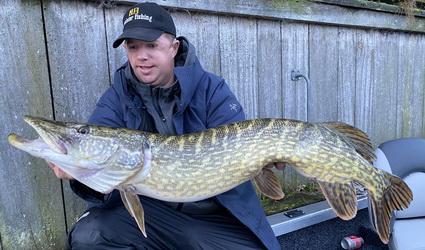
[
  {"xmin": 8, "ymin": 134, "xmax": 51, "ymax": 153},
  {"xmin": 8, "ymin": 116, "xmax": 69, "ymax": 155},
  {"xmin": 24, "ymin": 116, "xmax": 69, "ymax": 154}
]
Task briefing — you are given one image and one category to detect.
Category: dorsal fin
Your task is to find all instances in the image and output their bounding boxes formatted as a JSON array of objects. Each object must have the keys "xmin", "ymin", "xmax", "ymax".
[{"xmin": 320, "ymin": 122, "xmax": 376, "ymax": 163}]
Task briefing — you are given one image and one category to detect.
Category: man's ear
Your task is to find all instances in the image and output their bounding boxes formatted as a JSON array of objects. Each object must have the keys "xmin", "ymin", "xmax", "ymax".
[{"xmin": 172, "ymin": 39, "xmax": 180, "ymax": 57}]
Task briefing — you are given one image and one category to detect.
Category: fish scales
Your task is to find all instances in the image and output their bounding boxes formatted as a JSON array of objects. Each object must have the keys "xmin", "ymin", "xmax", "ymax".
[
  {"xmin": 141, "ymin": 119, "xmax": 346, "ymax": 200},
  {"xmin": 143, "ymin": 119, "xmax": 284, "ymax": 200},
  {"xmin": 8, "ymin": 116, "xmax": 413, "ymax": 243}
]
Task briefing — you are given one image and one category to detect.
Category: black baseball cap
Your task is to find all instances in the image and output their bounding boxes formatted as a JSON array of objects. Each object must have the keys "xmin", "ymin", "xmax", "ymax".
[{"xmin": 113, "ymin": 2, "xmax": 176, "ymax": 48}]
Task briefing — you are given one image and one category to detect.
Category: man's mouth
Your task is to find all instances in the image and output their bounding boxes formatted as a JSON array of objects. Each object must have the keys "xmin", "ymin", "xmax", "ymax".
[{"xmin": 138, "ymin": 65, "xmax": 154, "ymax": 73}]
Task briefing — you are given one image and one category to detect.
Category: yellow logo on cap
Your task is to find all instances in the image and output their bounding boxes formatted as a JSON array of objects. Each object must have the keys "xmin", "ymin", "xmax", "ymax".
[
  {"xmin": 124, "ymin": 7, "xmax": 153, "ymax": 25},
  {"xmin": 128, "ymin": 7, "xmax": 139, "ymax": 16}
]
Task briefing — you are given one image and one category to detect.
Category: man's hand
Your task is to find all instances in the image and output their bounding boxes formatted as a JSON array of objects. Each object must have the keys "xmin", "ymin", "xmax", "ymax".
[
  {"xmin": 46, "ymin": 161, "xmax": 74, "ymax": 180},
  {"xmin": 265, "ymin": 162, "xmax": 286, "ymax": 171}
]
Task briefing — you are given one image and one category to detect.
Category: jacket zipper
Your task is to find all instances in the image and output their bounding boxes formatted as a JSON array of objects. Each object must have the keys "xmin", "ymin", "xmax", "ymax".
[{"xmin": 153, "ymin": 88, "xmax": 173, "ymax": 135}]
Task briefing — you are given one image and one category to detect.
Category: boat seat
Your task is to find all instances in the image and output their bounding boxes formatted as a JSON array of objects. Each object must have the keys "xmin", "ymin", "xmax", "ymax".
[{"xmin": 368, "ymin": 138, "xmax": 425, "ymax": 250}]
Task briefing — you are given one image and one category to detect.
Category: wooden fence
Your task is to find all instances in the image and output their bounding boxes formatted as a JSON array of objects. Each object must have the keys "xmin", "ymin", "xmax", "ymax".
[{"xmin": 1, "ymin": 0, "xmax": 424, "ymax": 248}]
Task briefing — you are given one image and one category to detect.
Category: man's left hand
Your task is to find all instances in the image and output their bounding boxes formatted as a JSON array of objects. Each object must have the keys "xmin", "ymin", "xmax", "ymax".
[{"xmin": 265, "ymin": 162, "xmax": 286, "ymax": 171}]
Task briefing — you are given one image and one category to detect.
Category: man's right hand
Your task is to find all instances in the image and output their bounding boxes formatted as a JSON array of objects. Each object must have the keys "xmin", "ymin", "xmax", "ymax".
[{"xmin": 46, "ymin": 161, "xmax": 74, "ymax": 180}]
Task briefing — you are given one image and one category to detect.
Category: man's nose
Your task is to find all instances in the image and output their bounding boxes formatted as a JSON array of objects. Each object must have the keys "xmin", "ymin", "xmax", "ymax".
[{"xmin": 136, "ymin": 48, "xmax": 149, "ymax": 60}]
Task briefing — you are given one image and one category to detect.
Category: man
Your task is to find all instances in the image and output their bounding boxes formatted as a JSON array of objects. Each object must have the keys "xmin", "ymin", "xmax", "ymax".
[{"xmin": 50, "ymin": 2, "xmax": 280, "ymax": 249}]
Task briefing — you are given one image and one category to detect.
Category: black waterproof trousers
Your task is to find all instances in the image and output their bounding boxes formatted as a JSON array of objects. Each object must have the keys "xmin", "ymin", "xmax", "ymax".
[{"xmin": 66, "ymin": 197, "xmax": 266, "ymax": 249}]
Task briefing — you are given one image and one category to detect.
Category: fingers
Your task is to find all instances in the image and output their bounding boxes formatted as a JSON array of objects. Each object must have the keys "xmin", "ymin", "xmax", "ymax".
[
  {"xmin": 265, "ymin": 162, "xmax": 286, "ymax": 171},
  {"xmin": 45, "ymin": 160, "xmax": 74, "ymax": 180},
  {"xmin": 274, "ymin": 162, "xmax": 286, "ymax": 170},
  {"xmin": 45, "ymin": 160, "xmax": 56, "ymax": 169}
]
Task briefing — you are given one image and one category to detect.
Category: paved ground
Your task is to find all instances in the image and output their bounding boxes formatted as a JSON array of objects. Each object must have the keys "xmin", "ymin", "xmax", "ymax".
[{"xmin": 276, "ymin": 208, "xmax": 388, "ymax": 249}]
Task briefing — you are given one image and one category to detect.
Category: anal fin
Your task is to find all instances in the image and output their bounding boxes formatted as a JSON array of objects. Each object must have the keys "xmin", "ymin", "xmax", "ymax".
[
  {"xmin": 317, "ymin": 181, "xmax": 357, "ymax": 220},
  {"xmin": 120, "ymin": 186, "xmax": 147, "ymax": 237},
  {"xmin": 253, "ymin": 168, "xmax": 285, "ymax": 200}
]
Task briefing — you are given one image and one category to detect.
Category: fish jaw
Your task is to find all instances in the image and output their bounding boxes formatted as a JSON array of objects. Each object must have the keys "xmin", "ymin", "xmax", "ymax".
[
  {"xmin": 19, "ymin": 116, "xmax": 121, "ymax": 167},
  {"xmin": 8, "ymin": 117, "xmax": 112, "ymax": 184},
  {"xmin": 7, "ymin": 132, "xmax": 106, "ymax": 186},
  {"xmin": 8, "ymin": 133, "xmax": 62, "ymax": 158},
  {"xmin": 8, "ymin": 116, "xmax": 153, "ymax": 194},
  {"xmin": 22, "ymin": 116, "xmax": 69, "ymax": 154}
]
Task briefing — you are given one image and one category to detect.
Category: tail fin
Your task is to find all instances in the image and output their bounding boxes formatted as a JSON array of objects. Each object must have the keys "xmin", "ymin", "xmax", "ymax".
[{"xmin": 369, "ymin": 171, "xmax": 413, "ymax": 243}]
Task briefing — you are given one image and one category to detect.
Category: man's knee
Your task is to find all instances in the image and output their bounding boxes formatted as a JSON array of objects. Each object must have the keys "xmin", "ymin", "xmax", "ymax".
[{"xmin": 67, "ymin": 207, "xmax": 143, "ymax": 249}]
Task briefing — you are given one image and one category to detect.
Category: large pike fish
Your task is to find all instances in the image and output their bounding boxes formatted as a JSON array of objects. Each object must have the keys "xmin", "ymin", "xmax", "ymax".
[{"xmin": 8, "ymin": 116, "xmax": 412, "ymax": 243}]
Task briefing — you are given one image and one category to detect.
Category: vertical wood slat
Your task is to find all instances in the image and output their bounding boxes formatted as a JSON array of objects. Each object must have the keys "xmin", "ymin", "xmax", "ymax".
[
  {"xmin": 372, "ymin": 31, "xmax": 400, "ymax": 145},
  {"xmin": 281, "ymin": 22, "xmax": 309, "ymax": 121},
  {"xmin": 279, "ymin": 22, "xmax": 310, "ymax": 189},
  {"xmin": 43, "ymin": 0, "xmax": 113, "ymax": 232},
  {"xmin": 396, "ymin": 34, "xmax": 425, "ymax": 138},
  {"xmin": 257, "ymin": 19, "xmax": 283, "ymax": 119},
  {"xmin": 356, "ymin": 30, "xmax": 400, "ymax": 146},
  {"xmin": 0, "ymin": 1, "xmax": 65, "ymax": 249},
  {"xmin": 354, "ymin": 30, "xmax": 374, "ymax": 141},
  {"xmin": 106, "ymin": 4, "xmax": 130, "ymax": 84},
  {"xmin": 44, "ymin": 0, "xmax": 111, "ymax": 123},
  {"xmin": 337, "ymin": 28, "xmax": 357, "ymax": 126},
  {"xmin": 308, "ymin": 25, "xmax": 340, "ymax": 123},
  {"xmin": 219, "ymin": 16, "xmax": 258, "ymax": 119},
  {"xmin": 172, "ymin": 10, "xmax": 221, "ymax": 76}
]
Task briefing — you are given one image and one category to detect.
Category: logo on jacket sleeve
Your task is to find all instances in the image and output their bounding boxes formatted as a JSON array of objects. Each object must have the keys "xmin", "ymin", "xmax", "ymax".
[{"xmin": 229, "ymin": 103, "xmax": 238, "ymax": 112}]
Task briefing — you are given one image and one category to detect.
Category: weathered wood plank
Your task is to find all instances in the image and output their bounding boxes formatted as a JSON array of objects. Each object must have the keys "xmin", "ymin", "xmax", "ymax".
[
  {"xmin": 280, "ymin": 22, "xmax": 311, "ymax": 189},
  {"xmin": 0, "ymin": 1, "xmax": 66, "ymax": 249},
  {"xmin": 369, "ymin": 31, "xmax": 400, "ymax": 146},
  {"xmin": 172, "ymin": 10, "xmax": 222, "ymax": 76},
  {"xmin": 257, "ymin": 19, "xmax": 283, "ymax": 119},
  {"xmin": 281, "ymin": 22, "xmax": 309, "ymax": 121},
  {"xmin": 105, "ymin": 4, "xmax": 129, "ymax": 82},
  {"xmin": 323, "ymin": 0, "xmax": 425, "ymax": 17},
  {"xmin": 111, "ymin": 0, "xmax": 425, "ymax": 33},
  {"xmin": 219, "ymin": 16, "xmax": 259, "ymax": 119},
  {"xmin": 43, "ymin": 0, "xmax": 112, "ymax": 233},
  {"xmin": 415, "ymin": 34, "xmax": 425, "ymax": 136},
  {"xmin": 337, "ymin": 28, "xmax": 357, "ymax": 126},
  {"xmin": 308, "ymin": 24, "xmax": 339, "ymax": 122},
  {"xmin": 396, "ymin": 33, "xmax": 425, "ymax": 138},
  {"xmin": 355, "ymin": 30, "xmax": 400, "ymax": 146},
  {"xmin": 354, "ymin": 30, "xmax": 374, "ymax": 143},
  {"xmin": 44, "ymin": 0, "xmax": 111, "ymax": 122}
]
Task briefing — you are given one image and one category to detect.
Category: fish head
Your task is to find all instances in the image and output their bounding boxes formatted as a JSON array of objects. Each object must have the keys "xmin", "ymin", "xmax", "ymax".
[{"xmin": 8, "ymin": 116, "xmax": 151, "ymax": 193}]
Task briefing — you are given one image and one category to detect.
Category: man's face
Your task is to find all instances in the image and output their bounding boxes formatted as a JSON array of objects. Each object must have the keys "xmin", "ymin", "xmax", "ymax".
[{"xmin": 123, "ymin": 34, "xmax": 179, "ymax": 87}]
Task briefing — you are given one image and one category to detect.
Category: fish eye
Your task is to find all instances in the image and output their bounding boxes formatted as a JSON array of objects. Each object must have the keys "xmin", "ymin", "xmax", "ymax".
[{"xmin": 77, "ymin": 126, "xmax": 90, "ymax": 135}]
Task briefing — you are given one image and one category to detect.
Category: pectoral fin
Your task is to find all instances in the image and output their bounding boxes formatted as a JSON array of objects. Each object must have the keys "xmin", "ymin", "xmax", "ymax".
[
  {"xmin": 120, "ymin": 186, "xmax": 147, "ymax": 237},
  {"xmin": 253, "ymin": 168, "xmax": 285, "ymax": 200},
  {"xmin": 317, "ymin": 181, "xmax": 357, "ymax": 220}
]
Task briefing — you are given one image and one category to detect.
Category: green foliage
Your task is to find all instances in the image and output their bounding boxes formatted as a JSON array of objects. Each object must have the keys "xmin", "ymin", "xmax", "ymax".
[
  {"xmin": 357, "ymin": 0, "xmax": 424, "ymax": 11},
  {"xmin": 269, "ymin": 0, "xmax": 310, "ymax": 14},
  {"xmin": 260, "ymin": 181, "xmax": 325, "ymax": 216}
]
